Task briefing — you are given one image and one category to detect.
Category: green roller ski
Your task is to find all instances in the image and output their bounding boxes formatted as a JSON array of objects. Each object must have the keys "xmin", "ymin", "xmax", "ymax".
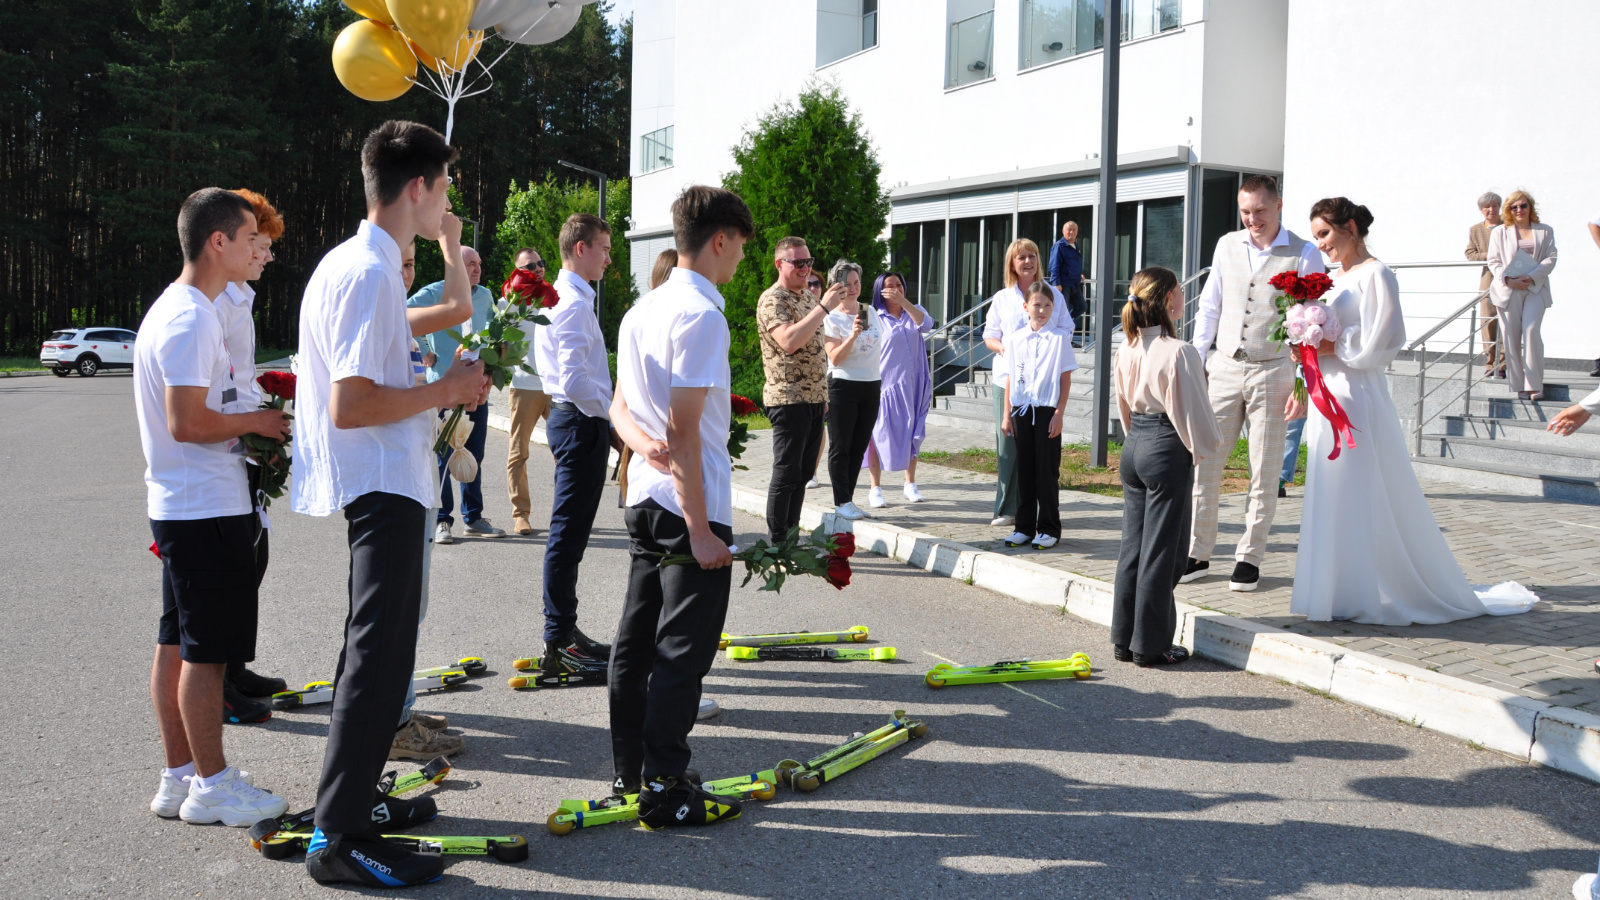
[
  {"xmin": 718, "ymin": 625, "xmax": 869, "ymax": 650},
  {"xmin": 259, "ymin": 831, "xmax": 529, "ymax": 863},
  {"xmin": 773, "ymin": 709, "xmax": 928, "ymax": 792},
  {"xmin": 726, "ymin": 645, "xmax": 896, "ymax": 662},
  {"xmin": 546, "ymin": 773, "xmax": 776, "ymax": 835},
  {"xmin": 247, "ymin": 756, "xmax": 452, "ymax": 848},
  {"xmin": 271, "ymin": 657, "xmax": 486, "ymax": 709},
  {"xmin": 923, "ymin": 653, "xmax": 1092, "ymax": 688},
  {"xmin": 414, "ymin": 657, "xmax": 489, "ymax": 679}
]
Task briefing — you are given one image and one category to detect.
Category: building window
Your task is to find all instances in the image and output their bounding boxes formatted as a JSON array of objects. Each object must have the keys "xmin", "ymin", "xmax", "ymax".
[
  {"xmin": 945, "ymin": 1, "xmax": 994, "ymax": 89},
  {"xmin": 889, "ymin": 220, "xmax": 945, "ymax": 323},
  {"xmin": 817, "ymin": 0, "xmax": 878, "ymax": 67},
  {"xmin": 1019, "ymin": 0, "xmax": 1102, "ymax": 70},
  {"xmin": 640, "ymin": 126, "xmax": 673, "ymax": 174},
  {"xmin": 1122, "ymin": 0, "xmax": 1181, "ymax": 42}
]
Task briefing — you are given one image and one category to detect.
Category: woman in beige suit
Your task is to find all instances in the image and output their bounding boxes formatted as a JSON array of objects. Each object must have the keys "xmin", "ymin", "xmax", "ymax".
[{"xmin": 1486, "ymin": 190, "xmax": 1558, "ymax": 400}]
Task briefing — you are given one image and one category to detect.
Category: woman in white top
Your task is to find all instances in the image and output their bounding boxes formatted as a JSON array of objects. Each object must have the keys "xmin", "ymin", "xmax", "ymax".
[
  {"xmin": 999, "ymin": 281, "xmax": 1078, "ymax": 550},
  {"xmin": 1113, "ymin": 267, "xmax": 1223, "ymax": 667},
  {"xmin": 981, "ymin": 239, "xmax": 1074, "ymax": 528},
  {"xmin": 1486, "ymin": 190, "xmax": 1558, "ymax": 400},
  {"xmin": 821, "ymin": 260, "xmax": 884, "ymax": 520},
  {"xmin": 1291, "ymin": 197, "xmax": 1536, "ymax": 625}
]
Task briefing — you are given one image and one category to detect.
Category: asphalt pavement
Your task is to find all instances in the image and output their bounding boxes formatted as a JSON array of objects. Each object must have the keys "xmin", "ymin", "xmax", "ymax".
[{"xmin": 1, "ymin": 374, "xmax": 1595, "ymax": 898}]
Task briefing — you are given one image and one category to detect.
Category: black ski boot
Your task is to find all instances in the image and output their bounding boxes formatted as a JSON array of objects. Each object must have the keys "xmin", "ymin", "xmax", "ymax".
[
  {"xmin": 227, "ymin": 661, "xmax": 288, "ymax": 697},
  {"xmin": 638, "ymin": 774, "xmax": 741, "ymax": 830},
  {"xmin": 223, "ymin": 679, "xmax": 272, "ymax": 724},
  {"xmin": 306, "ymin": 828, "xmax": 444, "ymax": 887}
]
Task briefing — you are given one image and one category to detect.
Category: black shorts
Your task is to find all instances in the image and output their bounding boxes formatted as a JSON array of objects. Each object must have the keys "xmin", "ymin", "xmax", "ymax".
[{"xmin": 152, "ymin": 514, "xmax": 260, "ymax": 664}]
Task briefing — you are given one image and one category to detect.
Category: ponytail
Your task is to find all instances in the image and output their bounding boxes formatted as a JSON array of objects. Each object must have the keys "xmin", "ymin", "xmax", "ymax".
[{"xmin": 1122, "ymin": 266, "xmax": 1179, "ymax": 340}]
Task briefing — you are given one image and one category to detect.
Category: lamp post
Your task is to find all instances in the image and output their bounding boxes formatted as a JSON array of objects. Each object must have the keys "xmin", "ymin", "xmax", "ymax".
[
  {"xmin": 1090, "ymin": 0, "xmax": 1121, "ymax": 468},
  {"xmin": 557, "ymin": 159, "xmax": 608, "ymax": 324}
]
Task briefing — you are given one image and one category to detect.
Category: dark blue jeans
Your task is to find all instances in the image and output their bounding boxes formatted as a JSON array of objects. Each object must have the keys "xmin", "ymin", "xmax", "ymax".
[
  {"xmin": 437, "ymin": 403, "xmax": 488, "ymax": 526},
  {"xmin": 542, "ymin": 405, "xmax": 610, "ymax": 643}
]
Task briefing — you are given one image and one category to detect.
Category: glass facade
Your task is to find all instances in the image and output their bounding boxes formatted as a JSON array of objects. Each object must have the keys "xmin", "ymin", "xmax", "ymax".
[
  {"xmin": 817, "ymin": 0, "xmax": 880, "ymax": 67},
  {"xmin": 640, "ymin": 125, "xmax": 673, "ymax": 173},
  {"xmin": 1141, "ymin": 197, "xmax": 1184, "ymax": 274},
  {"xmin": 946, "ymin": 6, "xmax": 995, "ymax": 88},
  {"xmin": 888, "ymin": 220, "xmax": 946, "ymax": 324},
  {"xmin": 1019, "ymin": 0, "xmax": 1103, "ymax": 70}
]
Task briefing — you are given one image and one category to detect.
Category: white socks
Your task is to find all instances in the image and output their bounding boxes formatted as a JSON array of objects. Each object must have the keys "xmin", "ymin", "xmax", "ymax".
[
  {"xmin": 194, "ymin": 766, "xmax": 232, "ymax": 790},
  {"xmin": 163, "ymin": 761, "xmax": 196, "ymax": 780}
]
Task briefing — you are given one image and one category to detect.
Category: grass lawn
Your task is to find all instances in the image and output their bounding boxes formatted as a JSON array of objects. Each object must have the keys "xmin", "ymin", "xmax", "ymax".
[
  {"xmin": 256, "ymin": 347, "xmax": 294, "ymax": 365},
  {"xmin": 737, "ymin": 412, "xmax": 772, "ymax": 431},
  {"xmin": 919, "ymin": 438, "xmax": 1308, "ymax": 499},
  {"xmin": 0, "ymin": 356, "xmax": 45, "ymax": 372}
]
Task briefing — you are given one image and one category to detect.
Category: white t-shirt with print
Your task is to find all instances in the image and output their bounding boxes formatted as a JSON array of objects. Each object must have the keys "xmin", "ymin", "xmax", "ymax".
[
  {"xmin": 133, "ymin": 283, "xmax": 252, "ymax": 521},
  {"xmin": 822, "ymin": 306, "xmax": 884, "ymax": 382}
]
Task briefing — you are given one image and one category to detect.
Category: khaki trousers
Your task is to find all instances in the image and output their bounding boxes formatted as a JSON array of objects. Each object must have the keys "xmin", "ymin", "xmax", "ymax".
[
  {"xmin": 1190, "ymin": 353, "xmax": 1292, "ymax": 567},
  {"xmin": 507, "ymin": 387, "xmax": 552, "ymax": 520},
  {"xmin": 1478, "ymin": 295, "xmax": 1500, "ymax": 370}
]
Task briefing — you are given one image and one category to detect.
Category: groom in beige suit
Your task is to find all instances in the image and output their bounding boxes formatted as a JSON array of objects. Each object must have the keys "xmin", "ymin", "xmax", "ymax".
[{"xmin": 1184, "ymin": 175, "xmax": 1324, "ymax": 592}]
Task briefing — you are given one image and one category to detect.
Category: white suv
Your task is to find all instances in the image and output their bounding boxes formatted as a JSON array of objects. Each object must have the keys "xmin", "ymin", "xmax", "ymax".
[{"xmin": 40, "ymin": 327, "xmax": 137, "ymax": 377}]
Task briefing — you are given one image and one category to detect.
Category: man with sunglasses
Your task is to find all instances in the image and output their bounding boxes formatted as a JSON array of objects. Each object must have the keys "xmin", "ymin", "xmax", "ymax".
[
  {"xmin": 756, "ymin": 237, "xmax": 847, "ymax": 541},
  {"xmin": 504, "ymin": 247, "xmax": 553, "ymax": 536}
]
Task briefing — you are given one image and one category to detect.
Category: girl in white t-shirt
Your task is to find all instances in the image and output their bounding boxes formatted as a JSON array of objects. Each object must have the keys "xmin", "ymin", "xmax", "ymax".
[
  {"xmin": 1000, "ymin": 281, "xmax": 1078, "ymax": 549},
  {"xmin": 821, "ymin": 260, "xmax": 883, "ymax": 520}
]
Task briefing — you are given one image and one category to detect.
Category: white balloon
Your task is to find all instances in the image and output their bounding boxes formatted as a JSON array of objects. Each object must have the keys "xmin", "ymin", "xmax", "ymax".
[
  {"xmin": 496, "ymin": 0, "xmax": 594, "ymax": 45},
  {"xmin": 468, "ymin": 0, "xmax": 519, "ymax": 31}
]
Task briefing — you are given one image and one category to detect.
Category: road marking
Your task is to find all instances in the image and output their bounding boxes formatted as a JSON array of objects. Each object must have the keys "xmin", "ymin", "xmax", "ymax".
[{"xmin": 922, "ymin": 651, "xmax": 1066, "ymax": 710}]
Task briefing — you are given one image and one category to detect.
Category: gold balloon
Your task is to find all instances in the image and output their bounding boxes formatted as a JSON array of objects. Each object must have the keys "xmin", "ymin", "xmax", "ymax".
[
  {"xmin": 416, "ymin": 30, "xmax": 483, "ymax": 74},
  {"xmin": 385, "ymin": 0, "xmax": 477, "ymax": 60},
  {"xmin": 342, "ymin": 0, "xmax": 395, "ymax": 27},
  {"xmin": 407, "ymin": 38, "xmax": 439, "ymax": 73},
  {"xmin": 332, "ymin": 20, "xmax": 417, "ymax": 102}
]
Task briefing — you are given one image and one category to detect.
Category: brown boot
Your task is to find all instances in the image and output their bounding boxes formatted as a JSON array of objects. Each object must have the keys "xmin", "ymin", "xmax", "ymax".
[
  {"xmin": 389, "ymin": 718, "xmax": 464, "ymax": 761},
  {"xmin": 512, "ymin": 516, "xmax": 534, "ymax": 536}
]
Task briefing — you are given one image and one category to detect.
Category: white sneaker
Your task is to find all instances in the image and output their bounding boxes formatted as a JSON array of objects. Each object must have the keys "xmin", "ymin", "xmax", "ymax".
[
  {"xmin": 433, "ymin": 522, "xmax": 454, "ymax": 545},
  {"xmin": 903, "ymin": 483, "xmax": 925, "ymax": 503},
  {"xmin": 1032, "ymin": 534, "xmax": 1058, "ymax": 550},
  {"xmin": 697, "ymin": 697, "xmax": 720, "ymax": 720},
  {"xmin": 867, "ymin": 487, "xmax": 887, "ymax": 508},
  {"xmin": 1572, "ymin": 872, "xmax": 1597, "ymax": 900},
  {"xmin": 153, "ymin": 768, "xmax": 255, "ymax": 816},
  {"xmin": 1003, "ymin": 531, "xmax": 1030, "ymax": 547},
  {"xmin": 990, "ymin": 515, "xmax": 1015, "ymax": 527},
  {"xmin": 835, "ymin": 502, "xmax": 867, "ymax": 520},
  {"xmin": 805, "ymin": 478, "xmax": 821, "ymax": 489},
  {"xmin": 178, "ymin": 767, "xmax": 288, "ymax": 827}
]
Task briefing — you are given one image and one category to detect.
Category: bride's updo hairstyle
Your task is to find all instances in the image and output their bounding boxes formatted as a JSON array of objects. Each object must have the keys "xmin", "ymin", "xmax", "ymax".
[
  {"xmin": 1309, "ymin": 196, "xmax": 1374, "ymax": 238},
  {"xmin": 1121, "ymin": 266, "xmax": 1179, "ymax": 340}
]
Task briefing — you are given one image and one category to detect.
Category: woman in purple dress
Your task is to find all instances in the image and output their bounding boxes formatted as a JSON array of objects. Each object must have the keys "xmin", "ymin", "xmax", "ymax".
[{"xmin": 865, "ymin": 272, "xmax": 934, "ymax": 508}]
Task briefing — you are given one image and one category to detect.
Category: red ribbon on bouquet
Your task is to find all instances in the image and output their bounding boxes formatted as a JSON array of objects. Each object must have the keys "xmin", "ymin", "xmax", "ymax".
[{"xmin": 1299, "ymin": 343, "xmax": 1357, "ymax": 460}]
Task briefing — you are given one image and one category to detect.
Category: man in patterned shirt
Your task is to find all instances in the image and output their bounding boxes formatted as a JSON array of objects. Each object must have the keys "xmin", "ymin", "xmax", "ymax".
[{"xmin": 756, "ymin": 237, "xmax": 846, "ymax": 542}]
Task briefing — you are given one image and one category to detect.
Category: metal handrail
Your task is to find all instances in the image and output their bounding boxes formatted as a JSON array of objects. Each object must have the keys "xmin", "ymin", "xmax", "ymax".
[{"xmin": 1408, "ymin": 290, "xmax": 1489, "ymax": 350}]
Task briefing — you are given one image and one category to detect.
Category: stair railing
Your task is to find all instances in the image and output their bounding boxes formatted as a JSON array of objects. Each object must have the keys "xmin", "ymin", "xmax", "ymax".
[{"xmin": 1390, "ymin": 260, "xmax": 1499, "ymax": 456}]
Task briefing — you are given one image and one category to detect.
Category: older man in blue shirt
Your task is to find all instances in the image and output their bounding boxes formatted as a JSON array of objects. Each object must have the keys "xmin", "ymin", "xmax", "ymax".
[
  {"xmin": 407, "ymin": 245, "xmax": 507, "ymax": 541},
  {"xmin": 1047, "ymin": 220, "xmax": 1086, "ymax": 345}
]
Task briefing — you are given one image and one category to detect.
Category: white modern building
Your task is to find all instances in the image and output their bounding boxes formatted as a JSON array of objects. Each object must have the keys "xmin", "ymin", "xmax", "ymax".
[{"xmin": 629, "ymin": 0, "xmax": 1598, "ymax": 361}]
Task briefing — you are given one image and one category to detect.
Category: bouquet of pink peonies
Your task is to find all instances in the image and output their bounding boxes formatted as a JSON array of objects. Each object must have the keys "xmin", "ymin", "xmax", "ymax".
[{"xmin": 1268, "ymin": 271, "xmax": 1356, "ymax": 460}]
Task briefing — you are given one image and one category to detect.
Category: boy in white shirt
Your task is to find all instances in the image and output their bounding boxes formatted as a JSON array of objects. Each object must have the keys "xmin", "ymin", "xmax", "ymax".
[
  {"xmin": 1000, "ymin": 281, "xmax": 1079, "ymax": 550},
  {"xmin": 136, "ymin": 188, "xmax": 292, "ymax": 828},
  {"xmin": 290, "ymin": 120, "xmax": 487, "ymax": 888},
  {"xmin": 606, "ymin": 185, "xmax": 752, "ymax": 829}
]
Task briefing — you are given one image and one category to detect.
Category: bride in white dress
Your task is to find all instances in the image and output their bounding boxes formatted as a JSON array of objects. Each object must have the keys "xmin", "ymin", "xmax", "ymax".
[{"xmin": 1289, "ymin": 197, "xmax": 1536, "ymax": 625}]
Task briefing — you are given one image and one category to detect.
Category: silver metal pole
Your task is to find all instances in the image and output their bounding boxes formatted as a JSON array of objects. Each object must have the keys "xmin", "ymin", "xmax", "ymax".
[
  {"xmin": 1090, "ymin": 0, "xmax": 1121, "ymax": 467},
  {"xmin": 1415, "ymin": 344, "xmax": 1427, "ymax": 457}
]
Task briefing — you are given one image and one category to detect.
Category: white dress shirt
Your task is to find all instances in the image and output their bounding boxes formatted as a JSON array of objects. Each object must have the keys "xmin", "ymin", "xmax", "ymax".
[
  {"xmin": 1192, "ymin": 226, "xmax": 1325, "ymax": 353},
  {"xmin": 133, "ymin": 283, "xmax": 251, "ymax": 521},
  {"xmin": 618, "ymin": 268, "xmax": 733, "ymax": 526},
  {"xmin": 290, "ymin": 220, "xmax": 435, "ymax": 517},
  {"xmin": 535, "ymin": 268, "xmax": 612, "ymax": 418},
  {"xmin": 1002, "ymin": 324, "xmax": 1078, "ymax": 412},
  {"xmin": 982, "ymin": 283, "xmax": 1075, "ymax": 389},
  {"xmin": 217, "ymin": 282, "xmax": 260, "ymax": 407}
]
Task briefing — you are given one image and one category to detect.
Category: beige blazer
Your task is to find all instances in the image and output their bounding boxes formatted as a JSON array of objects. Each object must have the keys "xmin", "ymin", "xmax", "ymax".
[
  {"xmin": 1465, "ymin": 222, "xmax": 1493, "ymax": 291},
  {"xmin": 1486, "ymin": 222, "xmax": 1557, "ymax": 309}
]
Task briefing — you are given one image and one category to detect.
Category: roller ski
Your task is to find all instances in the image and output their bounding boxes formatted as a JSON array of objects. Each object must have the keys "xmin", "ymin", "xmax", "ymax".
[
  {"xmin": 726, "ymin": 645, "xmax": 896, "ymax": 662},
  {"xmin": 508, "ymin": 637, "xmax": 609, "ymax": 690},
  {"xmin": 271, "ymin": 658, "xmax": 487, "ymax": 710},
  {"xmin": 774, "ymin": 709, "xmax": 927, "ymax": 792},
  {"xmin": 923, "ymin": 654, "xmax": 1092, "ymax": 688},
  {"xmin": 545, "ymin": 772, "xmax": 775, "ymax": 835},
  {"xmin": 247, "ymin": 757, "xmax": 452, "ymax": 849},
  {"xmin": 264, "ymin": 829, "xmax": 529, "ymax": 863},
  {"xmin": 718, "ymin": 625, "xmax": 869, "ymax": 650}
]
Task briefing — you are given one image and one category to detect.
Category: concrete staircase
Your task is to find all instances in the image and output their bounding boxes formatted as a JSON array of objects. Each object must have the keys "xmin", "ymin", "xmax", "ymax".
[{"xmin": 927, "ymin": 344, "xmax": 1112, "ymax": 446}]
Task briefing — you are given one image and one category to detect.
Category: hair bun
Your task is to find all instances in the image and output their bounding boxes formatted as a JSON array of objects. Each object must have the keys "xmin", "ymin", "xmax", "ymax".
[{"xmin": 1353, "ymin": 204, "xmax": 1374, "ymax": 232}]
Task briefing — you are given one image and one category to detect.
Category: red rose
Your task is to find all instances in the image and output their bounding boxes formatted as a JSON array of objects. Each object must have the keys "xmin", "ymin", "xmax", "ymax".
[
  {"xmin": 149, "ymin": 540, "xmax": 162, "ymax": 560},
  {"xmin": 830, "ymin": 532, "xmax": 856, "ymax": 559},
  {"xmin": 824, "ymin": 555, "xmax": 852, "ymax": 590},
  {"xmin": 730, "ymin": 394, "xmax": 759, "ymax": 417},
  {"xmin": 1299, "ymin": 272, "xmax": 1334, "ymax": 300},
  {"xmin": 536, "ymin": 281, "xmax": 560, "ymax": 308},
  {"xmin": 257, "ymin": 370, "xmax": 296, "ymax": 400},
  {"xmin": 1267, "ymin": 271, "xmax": 1299, "ymax": 291}
]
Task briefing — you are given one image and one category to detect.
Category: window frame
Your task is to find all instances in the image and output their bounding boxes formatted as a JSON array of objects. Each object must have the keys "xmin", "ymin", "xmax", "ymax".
[
  {"xmin": 944, "ymin": 4, "xmax": 996, "ymax": 91},
  {"xmin": 639, "ymin": 125, "xmax": 674, "ymax": 175},
  {"xmin": 815, "ymin": 0, "xmax": 881, "ymax": 70}
]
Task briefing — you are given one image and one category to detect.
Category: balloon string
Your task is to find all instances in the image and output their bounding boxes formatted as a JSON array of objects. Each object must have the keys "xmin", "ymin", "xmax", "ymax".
[{"xmin": 397, "ymin": 4, "xmax": 558, "ymax": 143}]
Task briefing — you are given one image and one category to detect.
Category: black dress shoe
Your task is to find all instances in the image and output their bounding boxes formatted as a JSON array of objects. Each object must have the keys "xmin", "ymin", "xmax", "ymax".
[
  {"xmin": 227, "ymin": 661, "xmax": 288, "ymax": 697},
  {"xmin": 1228, "ymin": 561, "xmax": 1260, "ymax": 592},
  {"xmin": 1113, "ymin": 645, "xmax": 1133, "ymax": 663},
  {"xmin": 1133, "ymin": 646, "xmax": 1190, "ymax": 668},
  {"xmin": 1178, "ymin": 558, "xmax": 1209, "ymax": 584},
  {"xmin": 1277, "ymin": 481, "xmax": 1288, "ymax": 498}
]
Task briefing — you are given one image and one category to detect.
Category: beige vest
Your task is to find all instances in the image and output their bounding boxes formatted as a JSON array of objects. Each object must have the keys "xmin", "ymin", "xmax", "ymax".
[{"xmin": 1214, "ymin": 229, "xmax": 1310, "ymax": 363}]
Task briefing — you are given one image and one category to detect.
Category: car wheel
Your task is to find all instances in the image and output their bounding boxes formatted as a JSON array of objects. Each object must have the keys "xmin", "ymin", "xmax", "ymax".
[
  {"xmin": 76, "ymin": 355, "xmax": 100, "ymax": 377},
  {"xmin": 51, "ymin": 368, "xmax": 71, "ymax": 378}
]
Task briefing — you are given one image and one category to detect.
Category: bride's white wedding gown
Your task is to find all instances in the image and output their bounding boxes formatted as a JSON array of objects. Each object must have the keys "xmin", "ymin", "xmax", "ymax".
[{"xmin": 1290, "ymin": 260, "xmax": 1537, "ymax": 625}]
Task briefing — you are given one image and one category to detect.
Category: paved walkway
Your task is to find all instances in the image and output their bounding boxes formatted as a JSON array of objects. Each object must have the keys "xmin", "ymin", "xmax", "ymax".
[{"xmin": 732, "ymin": 422, "xmax": 1600, "ymax": 715}]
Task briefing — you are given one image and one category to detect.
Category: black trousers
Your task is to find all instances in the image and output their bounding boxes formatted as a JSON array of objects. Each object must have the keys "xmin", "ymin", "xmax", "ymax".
[
  {"xmin": 314, "ymin": 492, "xmax": 425, "ymax": 834},
  {"xmin": 765, "ymin": 402, "xmax": 825, "ymax": 541},
  {"xmin": 609, "ymin": 499, "xmax": 734, "ymax": 783},
  {"xmin": 1011, "ymin": 406, "xmax": 1063, "ymax": 538},
  {"xmin": 542, "ymin": 405, "xmax": 610, "ymax": 643},
  {"xmin": 1113, "ymin": 414, "xmax": 1194, "ymax": 656},
  {"xmin": 827, "ymin": 378, "xmax": 880, "ymax": 506},
  {"xmin": 245, "ymin": 461, "xmax": 270, "ymax": 589}
]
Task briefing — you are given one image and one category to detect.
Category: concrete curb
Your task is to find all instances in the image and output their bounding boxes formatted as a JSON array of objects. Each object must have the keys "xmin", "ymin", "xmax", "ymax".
[
  {"xmin": 1, "ymin": 369, "xmax": 50, "ymax": 378},
  {"xmin": 487, "ymin": 411, "xmax": 1600, "ymax": 785}
]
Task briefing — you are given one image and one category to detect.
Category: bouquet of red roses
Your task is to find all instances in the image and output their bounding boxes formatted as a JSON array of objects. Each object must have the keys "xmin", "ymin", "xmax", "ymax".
[
  {"xmin": 241, "ymin": 371, "xmax": 295, "ymax": 507},
  {"xmin": 728, "ymin": 393, "xmax": 759, "ymax": 471},
  {"xmin": 656, "ymin": 525, "xmax": 855, "ymax": 592},
  {"xmin": 1266, "ymin": 271, "xmax": 1356, "ymax": 459}
]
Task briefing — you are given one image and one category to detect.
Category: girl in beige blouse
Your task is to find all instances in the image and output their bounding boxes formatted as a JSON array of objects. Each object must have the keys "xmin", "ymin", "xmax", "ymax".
[{"xmin": 1111, "ymin": 267, "xmax": 1223, "ymax": 667}]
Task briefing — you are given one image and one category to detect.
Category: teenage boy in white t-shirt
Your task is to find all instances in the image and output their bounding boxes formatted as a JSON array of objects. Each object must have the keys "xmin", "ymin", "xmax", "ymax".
[
  {"xmin": 290, "ymin": 120, "xmax": 488, "ymax": 888},
  {"xmin": 606, "ymin": 185, "xmax": 753, "ymax": 829},
  {"xmin": 136, "ymin": 188, "xmax": 293, "ymax": 828}
]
